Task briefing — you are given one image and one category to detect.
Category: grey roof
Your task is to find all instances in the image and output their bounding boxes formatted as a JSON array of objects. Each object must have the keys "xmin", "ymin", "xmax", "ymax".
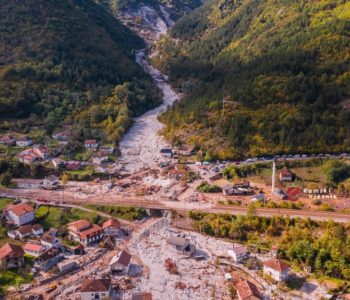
[
  {"xmin": 166, "ymin": 236, "xmax": 189, "ymax": 247},
  {"xmin": 160, "ymin": 149, "xmax": 172, "ymax": 153}
]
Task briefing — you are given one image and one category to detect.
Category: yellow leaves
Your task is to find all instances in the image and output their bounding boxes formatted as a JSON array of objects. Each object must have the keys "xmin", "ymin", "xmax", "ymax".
[{"xmin": 335, "ymin": 2, "xmax": 350, "ymax": 20}]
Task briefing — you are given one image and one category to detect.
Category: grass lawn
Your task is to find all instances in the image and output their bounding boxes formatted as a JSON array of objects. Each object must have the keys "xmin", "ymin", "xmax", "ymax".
[
  {"xmin": 249, "ymin": 167, "xmax": 272, "ymax": 185},
  {"xmin": 35, "ymin": 205, "xmax": 103, "ymax": 230},
  {"xmin": 0, "ymin": 226, "xmax": 22, "ymax": 247},
  {"xmin": 66, "ymin": 168, "xmax": 93, "ymax": 176},
  {"xmin": 73, "ymin": 149, "xmax": 94, "ymax": 161},
  {"xmin": 0, "ymin": 269, "xmax": 33, "ymax": 295},
  {"xmin": 0, "ymin": 198, "xmax": 14, "ymax": 210},
  {"xmin": 248, "ymin": 164, "xmax": 328, "ymax": 186},
  {"xmin": 291, "ymin": 165, "xmax": 327, "ymax": 184}
]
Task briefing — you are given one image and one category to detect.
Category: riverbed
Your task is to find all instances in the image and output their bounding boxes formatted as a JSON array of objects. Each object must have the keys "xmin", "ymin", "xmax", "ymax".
[{"xmin": 116, "ymin": 48, "xmax": 180, "ymax": 173}]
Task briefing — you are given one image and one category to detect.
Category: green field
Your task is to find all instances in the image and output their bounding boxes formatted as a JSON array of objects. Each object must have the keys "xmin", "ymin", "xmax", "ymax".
[
  {"xmin": 35, "ymin": 205, "xmax": 104, "ymax": 230},
  {"xmin": 0, "ymin": 269, "xmax": 32, "ymax": 295},
  {"xmin": 72, "ymin": 149, "xmax": 94, "ymax": 161},
  {"xmin": 0, "ymin": 198, "xmax": 14, "ymax": 210}
]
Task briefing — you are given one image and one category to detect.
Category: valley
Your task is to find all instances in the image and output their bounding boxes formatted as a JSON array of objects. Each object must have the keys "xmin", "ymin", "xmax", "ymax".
[{"xmin": 0, "ymin": 1, "xmax": 350, "ymax": 299}]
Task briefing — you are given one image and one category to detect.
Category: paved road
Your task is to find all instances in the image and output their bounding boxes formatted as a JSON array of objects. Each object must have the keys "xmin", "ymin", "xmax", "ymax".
[{"xmin": 1, "ymin": 188, "xmax": 350, "ymax": 223}]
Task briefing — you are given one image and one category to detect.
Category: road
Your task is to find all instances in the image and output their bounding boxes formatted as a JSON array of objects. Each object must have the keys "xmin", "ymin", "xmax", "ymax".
[{"xmin": 1, "ymin": 187, "xmax": 350, "ymax": 223}]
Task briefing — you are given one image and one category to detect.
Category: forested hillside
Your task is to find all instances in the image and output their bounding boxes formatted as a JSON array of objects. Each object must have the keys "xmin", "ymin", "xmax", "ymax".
[
  {"xmin": 99, "ymin": 0, "xmax": 202, "ymax": 20},
  {"xmin": 153, "ymin": 0, "xmax": 350, "ymax": 159},
  {"xmin": 0, "ymin": 0, "xmax": 160, "ymax": 143}
]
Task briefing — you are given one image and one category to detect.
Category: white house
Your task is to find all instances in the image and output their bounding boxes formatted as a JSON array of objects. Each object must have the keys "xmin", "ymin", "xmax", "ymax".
[
  {"xmin": 41, "ymin": 234, "xmax": 61, "ymax": 249},
  {"xmin": 227, "ymin": 244, "xmax": 248, "ymax": 263},
  {"xmin": 279, "ymin": 168, "xmax": 293, "ymax": 182},
  {"xmin": 102, "ymin": 219, "xmax": 121, "ymax": 237},
  {"xmin": 16, "ymin": 137, "xmax": 33, "ymax": 147},
  {"xmin": 23, "ymin": 243, "xmax": 46, "ymax": 257},
  {"xmin": 4, "ymin": 203, "xmax": 35, "ymax": 226},
  {"xmin": 31, "ymin": 224, "xmax": 44, "ymax": 237},
  {"xmin": 7, "ymin": 225, "xmax": 32, "ymax": 240},
  {"xmin": 263, "ymin": 258, "xmax": 290, "ymax": 282},
  {"xmin": 109, "ymin": 250, "xmax": 131, "ymax": 274},
  {"xmin": 14, "ymin": 178, "xmax": 42, "ymax": 189},
  {"xmin": 84, "ymin": 139, "xmax": 99, "ymax": 149},
  {"xmin": 42, "ymin": 175, "xmax": 59, "ymax": 188},
  {"xmin": 67, "ymin": 220, "xmax": 103, "ymax": 246},
  {"xmin": 80, "ymin": 278, "xmax": 111, "ymax": 300},
  {"xmin": 7, "ymin": 224, "xmax": 43, "ymax": 240}
]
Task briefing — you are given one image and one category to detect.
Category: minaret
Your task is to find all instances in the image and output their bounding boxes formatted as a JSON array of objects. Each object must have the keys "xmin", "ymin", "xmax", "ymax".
[{"xmin": 272, "ymin": 155, "xmax": 276, "ymax": 195}]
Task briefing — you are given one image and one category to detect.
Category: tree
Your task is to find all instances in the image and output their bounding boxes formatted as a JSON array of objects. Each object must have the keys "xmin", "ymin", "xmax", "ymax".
[
  {"xmin": 0, "ymin": 171, "xmax": 12, "ymax": 187},
  {"xmin": 247, "ymin": 203, "xmax": 256, "ymax": 218},
  {"xmin": 61, "ymin": 173, "xmax": 69, "ymax": 185}
]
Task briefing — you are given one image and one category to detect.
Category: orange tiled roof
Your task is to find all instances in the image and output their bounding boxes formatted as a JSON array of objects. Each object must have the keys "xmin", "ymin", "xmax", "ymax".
[
  {"xmin": 102, "ymin": 219, "xmax": 121, "ymax": 229},
  {"xmin": 79, "ymin": 224, "xmax": 102, "ymax": 238},
  {"xmin": 23, "ymin": 243, "xmax": 43, "ymax": 253},
  {"xmin": 0, "ymin": 243, "xmax": 24, "ymax": 259},
  {"xmin": 263, "ymin": 258, "xmax": 290, "ymax": 272},
  {"xmin": 68, "ymin": 220, "xmax": 90, "ymax": 232},
  {"xmin": 6, "ymin": 203, "xmax": 34, "ymax": 216},
  {"xmin": 235, "ymin": 279, "xmax": 261, "ymax": 300}
]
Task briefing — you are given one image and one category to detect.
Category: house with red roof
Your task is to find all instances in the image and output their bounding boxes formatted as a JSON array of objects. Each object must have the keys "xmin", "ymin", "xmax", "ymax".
[
  {"xmin": 23, "ymin": 243, "xmax": 46, "ymax": 257},
  {"xmin": 279, "ymin": 168, "xmax": 293, "ymax": 182},
  {"xmin": 263, "ymin": 258, "xmax": 290, "ymax": 282},
  {"xmin": 109, "ymin": 250, "xmax": 131, "ymax": 274},
  {"xmin": 4, "ymin": 203, "xmax": 35, "ymax": 226},
  {"xmin": 16, "ymin": 153, "xmax": 37, "ymax": 164},
  {"xmin": 235, "ymin": 279, "xmax": 261, "ymax": 300},
  {"xmin": 102, "ymin": 219, "xmax": 121, "ymax": 237},
  {"xmin": 84, "ymin": 139, "xmax": 99, "ymax": 149},
  {"xmin": 67, "ymin": 220, "xmax": 103, "ymax": 246},
  {"xmin": 0, "ymin": 243, "xmax": 24, "ymax": 270}
]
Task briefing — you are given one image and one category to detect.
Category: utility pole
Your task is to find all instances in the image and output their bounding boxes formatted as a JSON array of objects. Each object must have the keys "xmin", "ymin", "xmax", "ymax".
[{"xmin": 272, "ymin": 155, "xmax": 277, "ymax": 196}]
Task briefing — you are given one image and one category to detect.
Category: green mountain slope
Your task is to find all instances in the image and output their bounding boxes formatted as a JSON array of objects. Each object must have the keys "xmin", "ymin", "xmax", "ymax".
[
  {"xmin": 0, "ymin": 0, "xmax": 160, "ymax": 142},
  {"xmin": 100, "ymin": 0, "xmax": 203, "ymax": 20},
  {"xmin": 154, "ymin": 0, "xmax": 350, "ymax": 159}
]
